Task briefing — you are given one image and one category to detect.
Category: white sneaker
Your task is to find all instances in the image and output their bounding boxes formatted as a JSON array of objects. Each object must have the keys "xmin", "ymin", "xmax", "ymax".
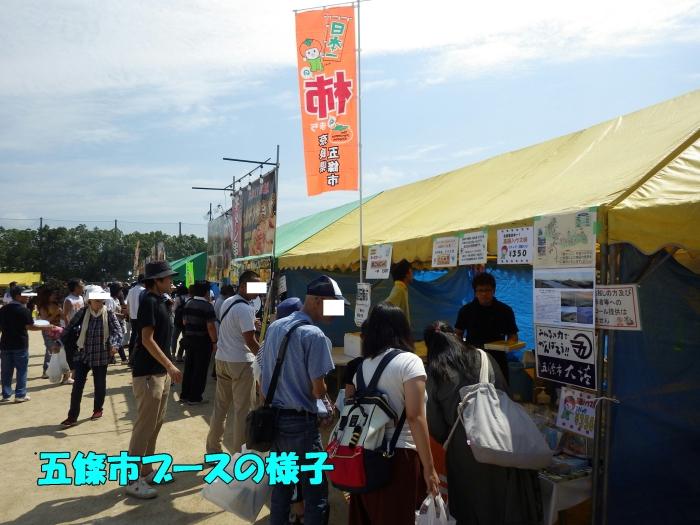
[
  {"xmin": 14, "ymin": 395, "xmax": 31, "ymax": 403},
  {"xmin": 144, "ymin": 470, "xmax": 174, "ymax": 485},
  {"xmin": 126, "ymin": 477, "xmax": 158, "ymax": 499}
]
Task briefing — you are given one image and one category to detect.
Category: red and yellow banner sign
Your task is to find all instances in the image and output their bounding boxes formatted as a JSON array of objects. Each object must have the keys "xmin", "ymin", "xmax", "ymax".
[{"xmin": 295, "ymin": 6, "xmax": 358, "ymax": 196}]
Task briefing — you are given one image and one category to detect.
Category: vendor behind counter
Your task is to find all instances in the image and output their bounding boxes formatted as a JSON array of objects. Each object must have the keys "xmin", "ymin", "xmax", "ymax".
[{"xmin": 455, "ymin": 272, "xmax": 519, "ymax": 381}]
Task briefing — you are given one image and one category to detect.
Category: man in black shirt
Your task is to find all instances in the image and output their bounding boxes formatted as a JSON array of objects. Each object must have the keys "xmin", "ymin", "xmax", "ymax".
[
  {"xmin": 1, "ymin": 286, "xmax": 54, "ymax": 402},
  {"xmin": 455, "ymin": 272, "xmax": 518, "ymax": 382},
  {"xmin": 126, "ymin": 261, "xmax": 182, "ymax": 500}
]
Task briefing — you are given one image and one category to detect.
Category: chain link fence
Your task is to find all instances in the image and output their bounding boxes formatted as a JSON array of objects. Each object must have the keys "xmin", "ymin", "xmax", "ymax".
[{"xmin": 0, "ymin": 217, "xmax": 207, "ymax": 238}]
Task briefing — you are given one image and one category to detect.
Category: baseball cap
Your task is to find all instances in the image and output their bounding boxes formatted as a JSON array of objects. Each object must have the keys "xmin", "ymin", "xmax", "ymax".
[
  {"xmin": 306, "ymin": 275, "xmax": 350, "ymax": 306},
  {"xmin": 276, "ymin": 297, "xmax": 302, "ymax": 319},
  {"xmin": 12, "ymin": 286, "xmax": 36, "ymax": 298}
]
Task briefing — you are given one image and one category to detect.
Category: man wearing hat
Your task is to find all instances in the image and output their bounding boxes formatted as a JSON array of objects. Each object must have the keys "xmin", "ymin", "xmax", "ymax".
[
  {"xmin": 260, "ymin": 275, "xmax": 348, "ymax": 525},
  {"xmin": 126, "ymin": 261, "xmax": 182, "ymax": 499},
  {"xmin": 0, "ymin": 286, "xmax": 55, "ymax": 402}
]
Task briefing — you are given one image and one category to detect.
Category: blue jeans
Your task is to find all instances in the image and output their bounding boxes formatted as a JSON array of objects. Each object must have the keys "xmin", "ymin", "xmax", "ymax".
[
  {"xmin": 1, "ymin": 349, "xmax": 29, "ymax": 399},
  {"xmin": 270, "ymin": 412, "xmax": 329, "ymax": 525}
]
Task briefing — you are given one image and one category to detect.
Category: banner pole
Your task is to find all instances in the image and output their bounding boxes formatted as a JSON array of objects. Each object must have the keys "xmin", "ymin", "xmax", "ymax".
[{"xmin": 356, "ymin": 0, "xmax": 364, "ymax": 284}]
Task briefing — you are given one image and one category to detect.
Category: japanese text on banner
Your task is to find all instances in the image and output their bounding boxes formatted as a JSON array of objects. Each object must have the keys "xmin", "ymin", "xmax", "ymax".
[{"xmin": 295, "ymin": 6, "xmax": 358, "ymax": 196}]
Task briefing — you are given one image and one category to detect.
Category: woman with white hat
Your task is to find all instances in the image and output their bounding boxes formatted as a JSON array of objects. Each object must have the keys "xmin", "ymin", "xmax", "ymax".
[{"xmin": 60, "ymin": 285, "xmax": 123, "ymax": 427}]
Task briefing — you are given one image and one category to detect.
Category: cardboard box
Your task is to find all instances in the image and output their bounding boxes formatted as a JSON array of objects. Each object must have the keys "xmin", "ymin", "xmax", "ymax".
[{"xmin": 343, "ymin": 332, "xmax": 362, "ymax": 358}]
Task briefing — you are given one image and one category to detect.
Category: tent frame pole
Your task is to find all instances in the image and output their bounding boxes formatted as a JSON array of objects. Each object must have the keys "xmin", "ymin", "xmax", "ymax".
[{"xmin": 356, "ymin": 0, "xmax": 364, "ymax": 284}]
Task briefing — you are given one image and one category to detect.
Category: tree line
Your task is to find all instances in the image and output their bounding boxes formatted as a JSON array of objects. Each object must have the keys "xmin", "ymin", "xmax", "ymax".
[{"xmin": 0, "ymin": 225, "xmax": 206, "ymax": 283}]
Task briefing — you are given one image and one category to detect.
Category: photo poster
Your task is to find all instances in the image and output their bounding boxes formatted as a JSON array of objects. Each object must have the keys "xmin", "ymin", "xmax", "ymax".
[
  {"xmin": 206, "ymin": 213, "xmax": 227, "ymax": 282},
  {"xmin": 432, "ymin": 236, "xmax": 459, "ymax": 268},
  {"xmin": 497, "ymin": 227, "xmax": 533, "ymax": 265},
  {"xmin": 366, "ymin": 243, "xmax": 393, "ymax": 280},
  {"xmin": 535, "ymin": 324, "xmax": 596, "ymax": 390},
  {"xmin": 534, "ymin": 268, "xmax": 595, "ymax": 328},
  {"xmin": 355, "ymin": 282, "xmax": 371, "ymax": 327},
  {"xmin": 595, "ymin": 284, "xmax": 642, "ymax": 331},
  {"xmin": 534, "ymin": 209, "xmax": 597, "ymax": 268},
  {"xmin": 556, "ymin": 386, "xmax": 596, "ymax": 439},
  {"xmin": 241, "ymin": 170, "xmax": 277, "ymax": 258},
  {"xmin": 458, "ymin": 229, "xmax": 488, "ymax": 266}
]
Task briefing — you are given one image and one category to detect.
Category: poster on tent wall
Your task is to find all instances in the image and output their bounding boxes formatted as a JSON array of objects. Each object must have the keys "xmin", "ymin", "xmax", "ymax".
[
  {"xmin": 533, "ymin": 268, "xmax": 595, "ymax": 327},
  {"xmin": 459, "ymin": 229, "xmax": 488, "ymax": 265},
  {"xmin": 206, "ymin": 214, "xmax": 227, "ymax": 282},
  {"xmin": 595, "ymin": 284, "xmax": 642, "ymax": 330},
  {"xmin": 231, "ymin": 192, "xmax": 243, "ymax": 259},
  {"xmin": 240, "ymin": 170, "xmax": 277, "ymax": 258},
  {"xmin": 534, "ymin": 210, "xmax": 597, "ymax": 268},
  {"xmin": 556, "ymin": 386, "xmax": 596, "ymax": 439},
  {"xmin": 535, "ymin": 324, "xmax": 596, "ymax": 390},
  {"xmin": 497, "ymin": 227, "xmax": 533, "ymax": 265},
  {"xmin": 432, "ymin": 236, "xmax": 459, "ymax": 268},
  {"xmin": 366, "ymin": 244, "xmax": 393, "ymax": 280},
  {"xmin": 295, "ymin": 6, "xmax": 358, "ymax": 196}
]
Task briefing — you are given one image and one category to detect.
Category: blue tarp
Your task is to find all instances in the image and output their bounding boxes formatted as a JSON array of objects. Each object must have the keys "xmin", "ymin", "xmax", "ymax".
[
  {"xmin": 282, "ymin": 266, "xmax": 534, "ymax": 354},
  {"xmin": 607, "ymin": 246, "xmax": 700, "ymax": 524}
]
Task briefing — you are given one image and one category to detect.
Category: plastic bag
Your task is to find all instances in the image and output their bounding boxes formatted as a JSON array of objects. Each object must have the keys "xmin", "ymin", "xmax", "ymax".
[
  {"xmin": 415, "ymin": 495, "xmax": 456, "ymax": 525},
  {"xmin": 201, "ymin": 446, "xmax": 272, "ymax": 523},
  {"xmin": 47, "ymin": 346, "xmax": 70, "ymax": 383}
]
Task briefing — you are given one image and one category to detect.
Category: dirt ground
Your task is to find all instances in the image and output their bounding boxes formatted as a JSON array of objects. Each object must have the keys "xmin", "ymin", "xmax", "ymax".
[{"xmin": 0, "ymin": 332, "xmax": 348, "ymax": 525}]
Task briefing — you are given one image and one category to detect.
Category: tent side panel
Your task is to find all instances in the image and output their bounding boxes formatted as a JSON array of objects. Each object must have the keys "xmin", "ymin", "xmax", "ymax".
[{"xmin": 607, "ymin": 245, "xmax": 700, "ymax": 524}]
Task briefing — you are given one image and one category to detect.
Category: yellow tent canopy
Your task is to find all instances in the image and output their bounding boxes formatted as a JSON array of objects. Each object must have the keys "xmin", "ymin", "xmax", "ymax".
[
  {"xmin": 0, "ymin": 272, "xmax": 42, "ymax": 287},
  {"xmin": 280, "ymin": 90, "xmax": 700, "ymax": 270}
]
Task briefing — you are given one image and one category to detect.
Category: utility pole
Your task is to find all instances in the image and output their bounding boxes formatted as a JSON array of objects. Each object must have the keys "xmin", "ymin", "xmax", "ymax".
[{"xmin": 178, "ymin": 222, "xmax": 182, "ymax": 237}]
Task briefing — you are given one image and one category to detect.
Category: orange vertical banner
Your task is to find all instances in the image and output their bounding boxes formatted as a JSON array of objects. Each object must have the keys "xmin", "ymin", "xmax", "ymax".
[{"xmin": 295, "ymin": 6, "xmax": 358, "ymax": 196}]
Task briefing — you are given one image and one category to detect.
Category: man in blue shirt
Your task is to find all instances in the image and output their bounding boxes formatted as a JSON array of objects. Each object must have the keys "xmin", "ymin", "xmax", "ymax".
[{"xmin": 260, "ymin": 275, "xmax": 348, "ymax": 525}]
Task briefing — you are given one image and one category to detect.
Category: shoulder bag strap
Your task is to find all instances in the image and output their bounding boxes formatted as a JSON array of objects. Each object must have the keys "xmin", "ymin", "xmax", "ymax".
[
  {"xmin": 264, "ymin": 320, "xmax": 310, "ymax": 407},
  {"xmin": 217, "ymin": 299, "xmax": 247, "ymax": 325}
]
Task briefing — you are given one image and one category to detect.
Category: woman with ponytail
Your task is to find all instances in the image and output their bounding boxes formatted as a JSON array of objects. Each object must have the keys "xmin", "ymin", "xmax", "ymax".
[{"xmin": 424, "ymin": 321, "xmax": 542, "ymax": 525}]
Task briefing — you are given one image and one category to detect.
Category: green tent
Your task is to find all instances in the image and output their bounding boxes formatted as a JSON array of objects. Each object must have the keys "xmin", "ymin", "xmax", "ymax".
[
  {"xmin": 274, "ymin": 195, "xmax": 378, "ymax": 256},
  {"xmin": 169, "ymin": 252, "xmax": 207, "ymax": 283}
]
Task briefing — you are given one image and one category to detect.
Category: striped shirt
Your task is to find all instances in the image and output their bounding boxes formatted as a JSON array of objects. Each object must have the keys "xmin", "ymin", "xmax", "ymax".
[{"xmin": 182, "ymin": 297, "xmax": 215, "ymax": 339}]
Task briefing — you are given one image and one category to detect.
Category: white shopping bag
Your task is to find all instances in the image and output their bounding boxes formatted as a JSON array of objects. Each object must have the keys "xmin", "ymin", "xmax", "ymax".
[
  {"xmin": 201, "ymin": 446, "xmax": 272, "ymax": 524},
  {"xmin": 415, "ymin": 494, "xmax": 456, "ymax": 525},
  {"xmin": 47, "ymin": 346, "xmax": 70, "ymax": 383}
]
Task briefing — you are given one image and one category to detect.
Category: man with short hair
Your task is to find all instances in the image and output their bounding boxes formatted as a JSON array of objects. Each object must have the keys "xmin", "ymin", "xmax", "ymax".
[
  {"xmin": 260, "ymin": 275, "xmax": 345, "ymax": 525},
  {"xmin": 386, "ymin": 259, "xmax": 413, "ymax": 323},
  {"xmin": 0, "ymin": 287, "xmax": 54, "ymax": 402},
  {"xmin": 126, "ymin": 262, "xmax": 182, "ymax": 499},
  {"xmin": 455, "ymin": 272, "xmax": 519, "ymax": 381},
  {"xmin": 180, "ymin": 280, "xmax": 217, "ymax": 405},
  {"xmin": 206, "ymin": 271, "xmax": 262, "ymax": 455},
  {"xmin": 2, "ymin": 281, "xmax": 17, "ymax": 305}
]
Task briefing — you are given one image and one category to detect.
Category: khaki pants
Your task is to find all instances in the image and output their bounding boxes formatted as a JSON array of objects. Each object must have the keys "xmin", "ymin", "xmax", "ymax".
[
  {"xmin": 206, "ymin": 360, "xmax": 254, "ymax": 454},
  {"xmin": 128, "ymin": 373, "xmax": 171, "ymax": 470}
]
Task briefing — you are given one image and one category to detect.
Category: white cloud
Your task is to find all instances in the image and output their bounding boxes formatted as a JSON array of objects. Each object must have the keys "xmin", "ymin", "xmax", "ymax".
[
  {"xmin": 0, "ymin": 0, "xmax": 697, "ymax": 151},
  {"xmin": 363, "ymin": 79, "xmax": 398, "ymax": 92},
  {"xmin": 450, "ymin": 146, "xmax": 489, "ymax": 159}
]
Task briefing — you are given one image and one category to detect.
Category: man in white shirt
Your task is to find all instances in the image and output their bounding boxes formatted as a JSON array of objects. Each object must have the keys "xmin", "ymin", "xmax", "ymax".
[
  {"xmin": 2, "ymin": 281, "xmax": 17, "ymax": 305},
  {"xmin": 206, "ymin": 271, "xmax": 262, "ymax": 454},
  {"xmin": 125, "ymin": 276, "xmax": 145, "ymax": 366}
]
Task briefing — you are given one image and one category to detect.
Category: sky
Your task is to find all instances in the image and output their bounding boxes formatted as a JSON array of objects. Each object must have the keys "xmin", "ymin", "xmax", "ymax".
[{"xmin": 1, "ymin": 0, "xmax": 699, "ymax": 238}]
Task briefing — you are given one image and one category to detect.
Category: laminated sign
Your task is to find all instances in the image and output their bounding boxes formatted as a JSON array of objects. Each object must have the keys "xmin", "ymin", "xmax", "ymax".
[
  {"xmin": 354, "ymin": 282, "xmax": 371, "ymax": 327},
  {"xmin": 366, "ymin": 244, "xmax": 392, "ymax": 280},
  {"xmin": 535, "ymin": 324, "xmax": 596, "ymax": 390},
  {"xmin": 556, "ymin": 387, "xmax": 596, "ymax": 439},
  {"xmin": 497, "ymin": 227, "xmax": 533, "ymax": 265}
]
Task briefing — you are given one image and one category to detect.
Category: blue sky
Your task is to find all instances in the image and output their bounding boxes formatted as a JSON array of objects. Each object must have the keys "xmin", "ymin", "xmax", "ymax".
[{"xmin": 1, "ymin": 0, "xmax": 699, "ymax": 238}]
